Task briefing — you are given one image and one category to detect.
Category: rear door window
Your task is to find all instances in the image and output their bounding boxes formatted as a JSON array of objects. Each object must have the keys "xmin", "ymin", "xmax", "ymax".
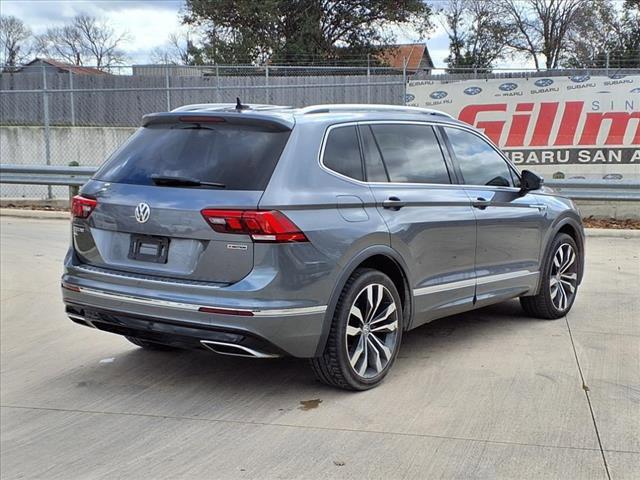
[
  {"xmin": 444, "ymin": 127, "xmax": 514, "ymax": 187},
  {"xmin": 360, "ymin": 125, "xmax": 389, "ymax": 182},
  {"xmin": 369, "ymin": 124, "xmax": 451, "ymax": 184},
  {"xmin": 322, "ymin": 126, "xmax": 364, "ymax": 181},
  {"xmin": 94, "ymin": 123, "xmax": 290, "ymax": 190}
]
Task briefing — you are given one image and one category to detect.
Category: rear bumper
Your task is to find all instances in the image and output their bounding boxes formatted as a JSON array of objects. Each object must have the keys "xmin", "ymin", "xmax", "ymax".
[
  {"xmin": 61, "ymin": 273, "xmax": 328, "ymax": 358},
  {"xmin": 65, "ymin": 302, "xmax": 286, "ymax": 357}
]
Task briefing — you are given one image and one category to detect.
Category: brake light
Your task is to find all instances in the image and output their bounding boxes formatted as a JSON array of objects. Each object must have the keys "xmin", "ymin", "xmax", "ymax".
[
  {"xmin": 201, "ymin": 209, "xmax": 308, "ymax": 243},
  {"xmin": 179, "ymin": 116, "xmax": 226, "ymax": 123},
  {"xmin": 71, "ymin": 195, "xmax": 97, "ymax": 219}
]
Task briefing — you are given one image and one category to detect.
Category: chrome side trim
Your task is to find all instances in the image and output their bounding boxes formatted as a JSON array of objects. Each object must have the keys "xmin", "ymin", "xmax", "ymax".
[
  {"xmin": 413, "ymin": 270, "xmax": 538, "ymax": 296},
  {"xmin": 253, "ymin": 306, "xmax": 327, "ymax": 316},
  {"xmin": 71, "ymin": 286, "xmax": 327, "ymax": 317},
  {"xmin": 413, "ymin": 278, "xmax": 476, "ymax": 296},
  {"xmin": 476, "ymin": 270, "xmax": 538, "ymax": 285},
  {"xmin": 74, "ymin": 264, "xmax": 224, "ymax": 288},
  {"xmin": 200, "ymin": 340, "xmax": 280, "ymax": 359},
  {"xmin": 317, "ymin": 120, "xmax": 521, "ymax": 189}
]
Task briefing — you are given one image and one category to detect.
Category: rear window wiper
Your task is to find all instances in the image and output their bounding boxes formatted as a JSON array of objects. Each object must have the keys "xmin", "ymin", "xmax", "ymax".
[{"xmin": 150, "ymin": 175, "xmax": 226, "ymax": 189}]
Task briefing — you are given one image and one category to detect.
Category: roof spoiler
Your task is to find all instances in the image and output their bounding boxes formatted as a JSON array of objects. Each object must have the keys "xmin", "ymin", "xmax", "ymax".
[{"xmin": 142, "ymin": 111, "xmax": 294, "ymax": 131}]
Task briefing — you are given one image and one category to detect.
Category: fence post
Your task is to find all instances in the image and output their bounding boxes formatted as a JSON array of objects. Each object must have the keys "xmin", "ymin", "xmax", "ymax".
[
  {"xmin": 265, "ymin": 64, "xmax": 270, "ymax": 104},
  {"xmin": 41, "ymin": 63, "xmax": 52, "ymax": 200},
  {"xmin": 402, "ymin": 57, "xmax": 408, "ymax": 105},
  {"xmin": 367, "ymin": 54, "xmax": 371, "ymax": 104},
  {"xmin": 216, "ymin": 64, "xmax": 221, "ymax": 102},
  {"xmin": 68, "ymin": 70, "xmax": 75, "ymax": 126},
  {"xmin": 165, "ymin": 59, "xmax": 171, "ymax": 111}
]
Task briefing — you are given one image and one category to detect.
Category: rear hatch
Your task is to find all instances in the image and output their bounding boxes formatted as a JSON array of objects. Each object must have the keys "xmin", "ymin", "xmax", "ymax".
[{"xmin": 72, "ymin": 112, "xmax": 292, "ymax": 284}]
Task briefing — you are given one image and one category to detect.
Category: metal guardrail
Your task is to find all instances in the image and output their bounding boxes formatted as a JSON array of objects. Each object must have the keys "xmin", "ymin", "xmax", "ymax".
[
  {"xmin": 545, "ymin": 179, "xmax": 640, "ymax": 201},
  {"xmin": 0, "ymin": 164, "xmax": 639, "ymax": 201},
  {"xmin": 0, "ymin": 164, "xmax": 94, "ymax": 186}
]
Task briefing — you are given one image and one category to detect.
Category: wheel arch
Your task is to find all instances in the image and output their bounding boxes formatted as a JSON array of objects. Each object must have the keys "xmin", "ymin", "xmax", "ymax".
[
  {"xmin": 313, "ymin": 246, "xmax": 413, "ymax": 357},
  {"xmin": 536, "ymin": 214, "xmax": 585, "ymax": 294}
]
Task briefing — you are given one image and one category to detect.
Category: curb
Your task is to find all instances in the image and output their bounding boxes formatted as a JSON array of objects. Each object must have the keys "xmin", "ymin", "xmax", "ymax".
[
  {"xmin": 0, "ymin": 208, "xmax": 69, "ymax": 220},
  {"xmin": 1, "ymin": 208, "xmax": 639, "ymax": 238},
  {"xmin": 585, "ymin": 228, "xmax": 640, "ymax": 238}
]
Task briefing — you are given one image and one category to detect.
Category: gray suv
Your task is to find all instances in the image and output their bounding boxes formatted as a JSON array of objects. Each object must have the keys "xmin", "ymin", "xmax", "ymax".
[{"xmin": 62, "ymin": 103, "xmax": 585, "ymax": 390}]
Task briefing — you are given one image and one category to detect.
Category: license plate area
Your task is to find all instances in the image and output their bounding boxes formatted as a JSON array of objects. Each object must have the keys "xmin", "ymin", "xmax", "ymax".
[{"xmin": 128, "ymin": 234, "xmax": 170, "ymax": 264}]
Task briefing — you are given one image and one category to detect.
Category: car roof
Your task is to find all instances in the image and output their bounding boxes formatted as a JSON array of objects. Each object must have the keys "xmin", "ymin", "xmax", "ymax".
[{"xmin": 169, "ymin": 103, "xmax": 466, "ymax": 128}]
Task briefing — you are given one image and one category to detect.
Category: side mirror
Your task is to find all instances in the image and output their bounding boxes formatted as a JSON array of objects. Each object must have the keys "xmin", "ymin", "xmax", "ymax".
[{"xmin": 520, "ymin": 170, "xmax": 544, "ymax": 192}]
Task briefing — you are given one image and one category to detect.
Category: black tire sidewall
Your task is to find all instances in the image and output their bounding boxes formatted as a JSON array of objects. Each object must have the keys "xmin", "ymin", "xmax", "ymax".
[
  {"xmin": 333, "ymin": 269, "xmax": 403, "ymax": 390},
  {"xmin": 540, "ymin": 233, "xmax": 579, "ymax": 315}
]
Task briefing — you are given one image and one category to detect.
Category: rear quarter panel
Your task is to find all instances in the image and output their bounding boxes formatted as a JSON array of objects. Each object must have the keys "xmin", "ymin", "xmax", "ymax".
[{"xmin": 258, "ymin": 121, "xmax": 390, "ymax": 303}]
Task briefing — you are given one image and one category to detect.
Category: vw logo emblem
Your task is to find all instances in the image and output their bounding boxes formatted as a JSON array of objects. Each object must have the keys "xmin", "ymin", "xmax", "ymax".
[{"xmin": 134, "ymin": 203, "xmax": 150, "ymax": 224}]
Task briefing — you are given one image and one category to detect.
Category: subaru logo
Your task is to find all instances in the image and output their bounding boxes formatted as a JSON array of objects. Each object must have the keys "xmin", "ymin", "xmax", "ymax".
[
  {"xmin": 134, "ymin": 203, "xmax": 150, "ymax": 224},
  {"xmin": 464, "ymin": 86, "xmax": 482, "ymax": 95},
  {"xmin": 631, "ymin": 87, "xmax": 640, "ymax": 93},
  {"xmin": 499, "ymin": 82, "xmax": 518, "ymax": 92},
  {"xmin": 404, "ymin": 93, "xmax": 415, "ymax": 102},
  {"xmin": 570, "ymin": 75, "xmax": 591, "ymax": 83},
  {"xmin": 609, "ymin": 74, "xmax": 625, "ymax": 80},
  {"xmin": 429, "ymin": 90, "xmax": 448, "ymax": 99},
  {"xmin": 534, "ymin": 78, "xmax": 554, "ymax": 87}
]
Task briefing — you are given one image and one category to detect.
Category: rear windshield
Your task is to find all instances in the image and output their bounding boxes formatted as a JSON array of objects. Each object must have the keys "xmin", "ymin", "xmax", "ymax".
[{"xmin": 94, "ymin": 124, "xmax": 290, "ymax": 190}]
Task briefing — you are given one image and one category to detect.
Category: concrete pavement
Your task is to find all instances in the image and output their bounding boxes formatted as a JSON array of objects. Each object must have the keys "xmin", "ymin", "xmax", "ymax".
[{"xmin": 1, "ymin": 216, "xmax": 638, "ymax": 479}]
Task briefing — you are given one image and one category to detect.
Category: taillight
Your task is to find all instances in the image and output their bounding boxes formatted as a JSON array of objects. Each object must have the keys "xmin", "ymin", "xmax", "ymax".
[
  {"xmin": 71, "ymin": 195, "xmax": 97, "ymax": 219},
  {"xmin": 201, "ymin": 209, "xmax": 308, "ymax": 243}
]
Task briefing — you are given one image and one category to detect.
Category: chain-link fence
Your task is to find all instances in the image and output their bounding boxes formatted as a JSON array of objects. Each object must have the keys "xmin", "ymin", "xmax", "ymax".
[
  {"xmin": 0, "ymin": 63, "xmax": 409, "ymax": 199},
  {"xmin": 2, "ymin": 62, "xmax": 638, "ymax": 199}
]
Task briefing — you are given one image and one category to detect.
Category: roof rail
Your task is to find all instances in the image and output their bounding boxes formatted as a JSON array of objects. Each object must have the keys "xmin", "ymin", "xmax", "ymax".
[
  {"xmin": 298, "ymin": 104, "xmax": 454, "ymax": 119},
  {"xmin": 172, "ymin": 103, "xmax": 291, "ymax": 113}
]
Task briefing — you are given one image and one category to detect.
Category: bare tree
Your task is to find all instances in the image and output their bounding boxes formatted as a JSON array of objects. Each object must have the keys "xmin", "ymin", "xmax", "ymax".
[
  {"xmin": 35, "ymin": 24, "xmax": 84, "ymax": 65},
  {"xmin": 150, "ymin": 30, "xmax": 200, "ymax": 65},
  {"xmin": 36, "ymin": 14, "xmax": 128, "ymax": 69},
  {"xmin": 501, "ymin": 0, "xmax": 586, "ymax": 69},
  {"xmin": 443, "ymin": 0, "xmax": 515, "ymax": 72},
  {"xmin": 74, "ymin": 15, "xmax": 128, "ymax": 68},
  {"xmin": 0, "ymin": 15, "xmax": 32, "ymax": 67}
]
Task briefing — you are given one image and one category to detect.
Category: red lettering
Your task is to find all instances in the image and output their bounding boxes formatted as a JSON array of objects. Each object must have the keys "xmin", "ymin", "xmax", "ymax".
[
  {"xmin": 553, "ymin": 102, "xmax": 584, "ymax": 146},
  {"xmin": 604, "ymin": 112, "xmax": 640, "ymax": 145},
  {"xmin": 529, "ymin": 102, "xmax": 559, "ymax": 146},
  {"xmin": 505, "ymin": 103, "xmax": 533, "ymax": 147},
  {"xmin": 458, "ymin": 104, "xmax": 507, "ymax": 144}
]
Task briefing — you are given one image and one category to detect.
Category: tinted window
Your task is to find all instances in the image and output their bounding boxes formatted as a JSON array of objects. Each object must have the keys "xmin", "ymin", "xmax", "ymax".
[
  {"xmin": 323, "ymin": 126, "xmax": 364, "ymax": 181},
  {"xmin": 360, "ymin": 125, "xmax": 389, "ymax": 182},
  {"xmin": 370, "ymin": 124, "xmax": 450, "ymax": 184},
  {"xmin": 445, "ymin": 128, "xmax": 513, "ymax": 187},
  {"xmin": 95, "ymin": 124, "xmax": 290, "ymax": 190}
]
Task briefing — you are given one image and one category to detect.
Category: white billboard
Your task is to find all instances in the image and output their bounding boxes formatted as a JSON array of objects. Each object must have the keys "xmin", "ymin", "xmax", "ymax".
[{"xmin": 406, "ymin": 74, "xmax": 640, "ymax": 175}]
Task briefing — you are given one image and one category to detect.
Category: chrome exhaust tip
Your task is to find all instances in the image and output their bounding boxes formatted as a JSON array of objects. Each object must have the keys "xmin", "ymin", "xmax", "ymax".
[
  {"xmin": 200, "ymin": 340, "xmax": 280, "ymax": 358},
  {"xmin": 68, "ymin": 313, "xmax": 96, "ymax": 329}
]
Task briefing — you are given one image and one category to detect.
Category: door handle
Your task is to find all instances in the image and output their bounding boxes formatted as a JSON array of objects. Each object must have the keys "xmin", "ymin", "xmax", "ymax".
[
  {"xmin": 472, "ymin": 197, "xmax": 490, "ymax": 209},
  {"xmin": 382, "ymin": 196, "xmax": 406, "ymax": 210}
]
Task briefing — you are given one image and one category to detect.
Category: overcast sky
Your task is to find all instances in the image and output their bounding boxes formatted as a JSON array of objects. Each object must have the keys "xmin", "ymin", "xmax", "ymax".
[{"xmin": 1, "ymin": 0, "xmax": 452, "ymax": 67}]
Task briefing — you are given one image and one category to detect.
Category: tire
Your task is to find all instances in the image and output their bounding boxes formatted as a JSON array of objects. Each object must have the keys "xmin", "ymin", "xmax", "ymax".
[
  {"xmin": 125, "ymin": 336, "xmax": 178, "ymax": 351},
  {"xmin": 311, "ymin": 268, "xmax": 403, "ymax": 390},
  {"xmin": 520, "ymin": 233, "xmax": 580, "ymax": 319}
]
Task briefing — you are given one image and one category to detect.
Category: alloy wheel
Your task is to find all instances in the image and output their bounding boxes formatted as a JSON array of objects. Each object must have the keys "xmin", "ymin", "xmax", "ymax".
[
  {"xmin": 345, "ymin": 283, "xmax": 399, "ymax": 379},
  {"xmin": 550, "ymin": 243, "xmax": 578, "ymax": 311}
]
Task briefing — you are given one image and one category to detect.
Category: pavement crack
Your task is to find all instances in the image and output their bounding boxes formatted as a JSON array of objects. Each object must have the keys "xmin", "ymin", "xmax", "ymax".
[
  {"xmin": 564, "ymin": 314, "xmax": 612, "ymax": 480},
  {"xmin": 0, "ymin": 403, "xmax": 611, "ymax": 455}
]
